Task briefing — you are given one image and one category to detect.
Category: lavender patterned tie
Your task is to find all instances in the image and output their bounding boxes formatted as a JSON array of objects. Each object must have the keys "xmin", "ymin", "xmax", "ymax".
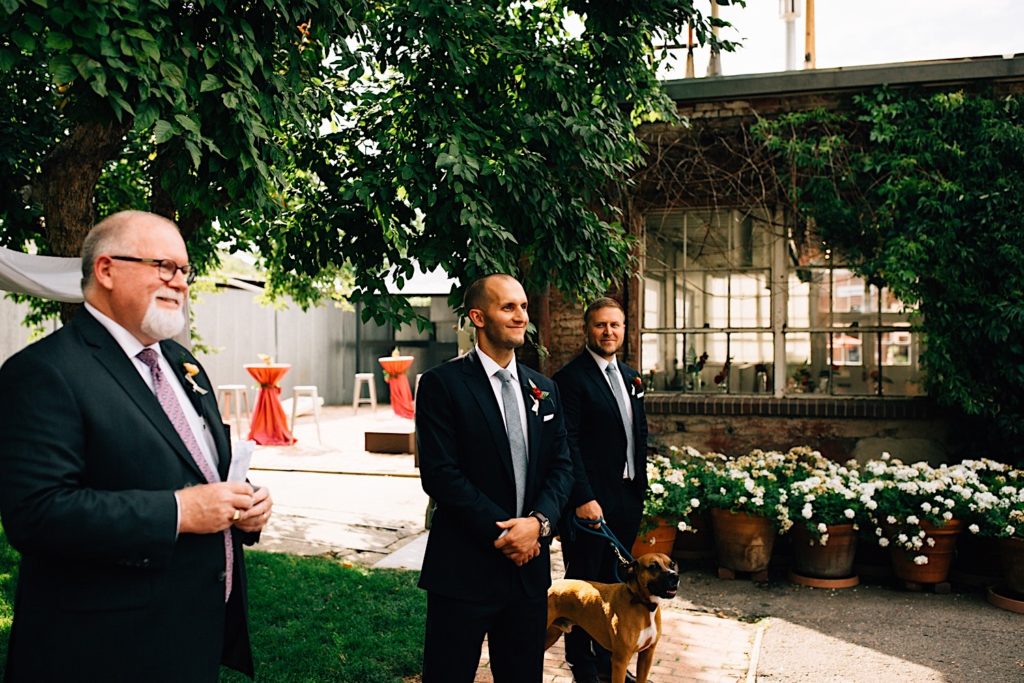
[{"xmin": 137, "ymin": 348, "xmax": 234, "ymax": 602}]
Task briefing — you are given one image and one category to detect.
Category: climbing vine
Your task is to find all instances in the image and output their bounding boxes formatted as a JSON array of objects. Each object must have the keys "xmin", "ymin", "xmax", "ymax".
[{"xmin": 755, "ymin": 87, "xmax": 1024, "ymax": 457}]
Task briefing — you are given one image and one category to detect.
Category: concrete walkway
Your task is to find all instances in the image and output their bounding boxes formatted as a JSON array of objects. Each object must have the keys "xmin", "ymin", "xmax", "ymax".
[{"xmin": 244, "ymin": 405, "xmax": 761, "ymax": 682}]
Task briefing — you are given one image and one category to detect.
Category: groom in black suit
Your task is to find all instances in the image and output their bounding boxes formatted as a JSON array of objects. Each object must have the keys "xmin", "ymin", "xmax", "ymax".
[
  {"xmin": 553, "ymin": 297, "xmax": 649, "ymax": 683},
  {"xmin": 415, "ymin": 273, "xmax": 573, "ymax": 682},
  {"xmin": 0, "ymin": 211, "xmax": 272, "ymax": 682}
]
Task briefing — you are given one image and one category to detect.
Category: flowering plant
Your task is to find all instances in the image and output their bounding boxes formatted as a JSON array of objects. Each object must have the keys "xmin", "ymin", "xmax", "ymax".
[
  {"xmin": 638, "ymin": 448, "xmax": 710, "ymax": 537},
  {"xmin": 527, "ymin": 379, "xmax": 549, "ymax": 415},
  {"xmin": 699, "ymin": 447, "xmax": 803, "ymax": 532},
  {"xmin": 958, "ymin": 459, "xmax": 1024, "ymax": 540},
  {"xmin": 860, "ymin": 454, "xmax": 982, "ymax": 562},
  {"xmin": 784, "ymin": 449, "xmax": 868, "ymax": 545}
]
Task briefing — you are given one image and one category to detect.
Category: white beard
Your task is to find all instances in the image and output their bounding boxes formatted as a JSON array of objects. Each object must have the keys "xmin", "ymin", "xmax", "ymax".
[{"xmin": 140, "ymin": 288, "xmax": 186, "ymax": 340}]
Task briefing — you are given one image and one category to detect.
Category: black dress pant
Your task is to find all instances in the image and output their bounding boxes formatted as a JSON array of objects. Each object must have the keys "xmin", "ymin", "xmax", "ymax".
[
  {"xmin": 561, "ymin": 481, "xmax": 643, "ymax": 676},
  {"xmin": 422, "ymin": 585, "xmax": 547, "ymax": 683}
]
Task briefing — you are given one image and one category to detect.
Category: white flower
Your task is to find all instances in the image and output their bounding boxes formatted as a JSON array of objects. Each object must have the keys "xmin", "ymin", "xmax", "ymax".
[
  {"xmin": 920, "ymin": 502, "xmax": 932, "ymax": 513},
  {"xmin": 866, "ymin": 500, "xmax": 877, "ymax": 510},
  {"xmin": 844, "ymin": 508, "xmax": 855, "ymax": 519},
  {"xmin": 677, "ymin": 521, "xmax": 689, "ymax": 532},
  {"xmin": 817, "ymin": 522, "xmax": 827, "ymax": 534},
  {"xmin": 942, "ymin": 511, "xmax": 953, "ymax": 521},
  {"xmin": 1007, "ymin": 526, "xmax": 1017, "ymax": 536},
  {"xmin": 906, "ymin": 515, "xmax": 919, "ymax": 525},
  {"xmin": 969, "ymin": 523, "xmax": 980, "ymax": 534},
  {"xmin": 898, "ymin": 534, "xmax": 908, "ymax": 543},
  {"xmin": 650, "ymin": 483, "xmax": 665, "ymax": 495},
  {"xmin": 878, "ymin": 537, "xmax": 890, "ymax": 547},
  {"xmin": 913, "ymin": 555, "xmax": 929, "ymax": 565},
  {"xmin": 819, "ymin": 533, "xmax": 829, "ymax": 545},
  {"xmin": 802, "ymin": 504, "xmax": 814, "ymax": 519},
  {"xmin": 886, "ymin": 515, "xmax": 897, "ymax": 525},
  {"xmin": 926, "ymin": 537, "xmax": 936, "ymax": 547},
  {"xmin": 690, "ymin": 498, "xmax": 701, "ymax": 508}
]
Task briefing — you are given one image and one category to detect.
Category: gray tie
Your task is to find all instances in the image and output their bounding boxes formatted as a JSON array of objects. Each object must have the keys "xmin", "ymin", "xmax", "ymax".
[
  {"xmin": 606, "ymin": 362, "xmax": 635, "ymax": 480},
  {"xmin": 495, "ymin": 368, "xmax": 528, "ymax": 516}
]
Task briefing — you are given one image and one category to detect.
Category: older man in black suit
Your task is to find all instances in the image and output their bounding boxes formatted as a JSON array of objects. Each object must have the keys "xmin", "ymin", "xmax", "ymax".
[
  {"xmin": 553, "ymin": 297, "xmax": 649, "ymax": 683},
  {"xmin": 0, "ymin": 211, "xmax": 272, "ymax": 682},
  {"xmin": 415, "ymin": 273, "xmax": 574, "ymax": 682}
]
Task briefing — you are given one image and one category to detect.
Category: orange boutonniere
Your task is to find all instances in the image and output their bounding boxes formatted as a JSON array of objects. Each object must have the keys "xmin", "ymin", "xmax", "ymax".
[{"xmin": 181, "ymin": 361, "xmax": 208, "ymax": 395}]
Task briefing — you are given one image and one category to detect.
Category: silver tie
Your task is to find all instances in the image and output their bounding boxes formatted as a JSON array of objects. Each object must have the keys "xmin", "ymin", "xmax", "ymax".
[
  {"xmin": 495, "ymin": 368, "xmax": 528, "ymax": 516},
  {"xmin": 605, "ymin": 362, "xmax": 635, "ymax": 480}
]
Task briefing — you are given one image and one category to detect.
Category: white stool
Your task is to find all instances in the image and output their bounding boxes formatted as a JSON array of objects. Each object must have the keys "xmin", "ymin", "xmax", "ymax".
[
  {"xmin": 217, "ymin": 384, "xmax": 250, "ymax": 439},
  {"xmin": 290, "ymin": 385, "xmax": 322, "ymax": 443},
  {"xmin": 353, "ymin": 372, "xmax": 377, "ymax": 413}
]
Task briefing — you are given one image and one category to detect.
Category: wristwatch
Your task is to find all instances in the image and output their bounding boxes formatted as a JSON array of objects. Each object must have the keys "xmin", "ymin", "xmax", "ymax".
[{"xmin": 530, "ymin": 511, "xmax": 552, "ymax": 538}]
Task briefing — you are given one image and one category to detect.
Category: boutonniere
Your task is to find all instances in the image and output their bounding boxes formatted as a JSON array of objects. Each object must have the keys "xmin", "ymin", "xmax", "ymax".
[
  {"xmin": 528, "ymin": 379, "xmax": 550, "ymax": 415},
  {"xmin": 181, "ymin": 361, "xmax": 208, "ymax": 395},
  {"xmin": 631, "ymin": 376, "xmax": 645, "ymax": 398}
]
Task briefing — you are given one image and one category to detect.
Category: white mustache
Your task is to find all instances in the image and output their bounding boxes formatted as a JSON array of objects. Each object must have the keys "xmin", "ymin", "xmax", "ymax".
[{"xmin": 153, "ymin": 287, "xmax": 183, "ymax": 305}]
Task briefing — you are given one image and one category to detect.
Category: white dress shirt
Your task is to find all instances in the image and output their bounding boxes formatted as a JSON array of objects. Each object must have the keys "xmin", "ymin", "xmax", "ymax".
[
  {"xmin": 586, "ymin": 347, "xmax": 634, "ymax": 478},
  {"xmin": 476, "ymin": 344, "xmax": 530, "ymax": 454}
]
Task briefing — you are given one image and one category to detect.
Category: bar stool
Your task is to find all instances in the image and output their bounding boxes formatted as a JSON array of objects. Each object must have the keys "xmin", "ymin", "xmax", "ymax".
[
  {"xmin": 290, "ymin": 385, "xmax": 322, "ymax": 443},
  {"xmin": 353, "ymin": 372, "xmax": 377, "ymax": 414},
  {"xmin": 217, "ymin": 384, "xmax": 250, "ymax": 439}
]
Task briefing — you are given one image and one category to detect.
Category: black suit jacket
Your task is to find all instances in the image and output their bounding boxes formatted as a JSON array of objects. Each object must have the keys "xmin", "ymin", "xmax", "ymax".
[
  {"xmin": 0, "ymin": 309, "xmax": 254, "ymax": 682},
  {"xmin": 552, "ymin": 351, "xmax": 649, "ymax": 537},
  {"xmin": 415, "ymin": 349, "xmax": 574, "ymax": 602}
]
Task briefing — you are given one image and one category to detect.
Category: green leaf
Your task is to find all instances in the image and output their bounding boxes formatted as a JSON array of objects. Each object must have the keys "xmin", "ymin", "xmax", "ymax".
[
  {"xmin": 221, "ymin": 91, "xmax": 240, "ymax": 109},
  {"xmin": 0, "ymin": 48, "xmax": 17, "ymax": 72},
  {"xmin": 174, "ymin": 113, "xmax": 201, "ymax": 135},
  {"xmin": 11, "ymin": 31, "xmax": 37, "ymax": 52},
  {"xmin": 153, "ymin": 119, "xmax": 175, "ymax": 144},
  {"xmin": 126, "ymin": 28, "xmax": 156, "ymax": 42},
  {"xmin": 159, "ymin": 62, "xmax": 185, "ymax": 88},
  {"xmin": 184, "ymin": 139, "xmax": 202, "ymax": 169},
  {"xmin": 1, "ymin": 0, "xmax": 20, "ymax": 13},
  {"xmin": 200, "ymin": 74, "xmax": 223, "ymax": 92},
  {"xmin": 44, "ymin": 32, "xmax": 73, "ymax": 50},
  {"xmin": 134, "ymin": 101, "xmax": 159, "ymax": 132},
  {"xmin": 48, "ymin": 55, "xmax": 76, "ymax": 83}
]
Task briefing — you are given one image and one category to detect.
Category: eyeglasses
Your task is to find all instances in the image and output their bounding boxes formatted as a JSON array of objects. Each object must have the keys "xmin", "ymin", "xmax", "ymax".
[{"xmin": 110, "ymin": 256, "xmax": 196, "ymax": 285}]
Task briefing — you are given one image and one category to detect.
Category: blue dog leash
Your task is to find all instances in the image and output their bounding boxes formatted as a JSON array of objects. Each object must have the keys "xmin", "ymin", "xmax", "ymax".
[{"xmin": 571, "ymin": 515, "xmax": 635, "ymax": 583}]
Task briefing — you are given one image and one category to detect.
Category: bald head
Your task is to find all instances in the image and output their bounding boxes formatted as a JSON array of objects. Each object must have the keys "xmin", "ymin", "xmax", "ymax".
[{"xmin": 463, "ymin": 274, "xmax": 519, "ymax": 316}]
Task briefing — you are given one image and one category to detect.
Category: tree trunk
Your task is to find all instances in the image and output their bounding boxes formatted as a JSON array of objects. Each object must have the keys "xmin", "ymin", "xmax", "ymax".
[{"xmin": 38, "ymin": 118, "xmax": 130, "ymax": 322}]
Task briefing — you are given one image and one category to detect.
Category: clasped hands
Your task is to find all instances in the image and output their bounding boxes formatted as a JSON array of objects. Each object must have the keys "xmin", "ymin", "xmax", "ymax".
[
  {"xmin": 494, "ymin": 517, "xmax": 541, "ymax": 567},
  {"xmin": 177, "ymin": 482, "xmax": 273, "ymax": 535}
]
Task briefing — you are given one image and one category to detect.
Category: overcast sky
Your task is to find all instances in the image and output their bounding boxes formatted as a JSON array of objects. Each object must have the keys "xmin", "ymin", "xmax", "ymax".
[{"xmin": 659, "ymin": 0, "xmax": 1024, "ymax": 80}]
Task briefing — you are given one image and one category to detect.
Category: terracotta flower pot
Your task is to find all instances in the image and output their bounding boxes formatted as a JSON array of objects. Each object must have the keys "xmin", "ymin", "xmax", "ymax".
[
  {"xmin": 998, "ymin": 536, "xmax": 1024, "ymax": 597},
  {"xmin": 791, "ymin": 523, "xmax": 858, "ymax": 579},
  {"xmin": 631, "ymin": 517, "xmax": 678, "ymax": 558},
  {"xmin": 671, "ymin": 510, "xmax": 715, "ymax": 562},
  {"xmin": 709, "ymin": 508, "xmax": 775, "ymax": 573},
  {"xmin": 889, "ymin": 519, "xmax": 963, "ymax": 585}
]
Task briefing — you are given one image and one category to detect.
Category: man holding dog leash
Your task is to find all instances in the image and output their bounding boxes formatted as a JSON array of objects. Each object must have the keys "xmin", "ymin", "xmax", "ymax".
[{"xmin": 553, "ymin": 297, "xmax": 650, "ymax": 683}]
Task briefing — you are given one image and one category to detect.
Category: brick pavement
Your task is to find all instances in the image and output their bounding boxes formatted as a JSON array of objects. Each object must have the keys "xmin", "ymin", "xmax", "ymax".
[{"xmin": 475, "ymin": 603, "xmax": 762, "ymax": 682}]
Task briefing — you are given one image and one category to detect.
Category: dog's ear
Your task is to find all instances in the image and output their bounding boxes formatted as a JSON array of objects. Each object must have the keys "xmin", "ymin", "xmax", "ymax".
[{"xmin": 626, "ymin": 559, "xmax": 639, "ymax": 581}]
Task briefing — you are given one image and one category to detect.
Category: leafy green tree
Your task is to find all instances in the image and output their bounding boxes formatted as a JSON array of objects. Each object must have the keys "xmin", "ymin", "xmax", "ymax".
[
  {"xmin": 1, "ymin": 0, "xmax": 739, "ymax": 326},
  {"xmin": 757, "ymin": 88, "xmax": 1024, "ymax": 459}
]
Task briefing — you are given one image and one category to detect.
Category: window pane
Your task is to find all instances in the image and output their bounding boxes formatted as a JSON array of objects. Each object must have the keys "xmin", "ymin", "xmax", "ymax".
[{"xmin": 731, "ymin": 272, "xmax": 770, "ymax": 328}]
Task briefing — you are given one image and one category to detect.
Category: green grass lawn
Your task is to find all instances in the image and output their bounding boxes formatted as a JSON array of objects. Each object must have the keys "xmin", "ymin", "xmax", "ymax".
[{"xmin": 0, "ymin": 527, "xmax": 425, "ymax": 682}]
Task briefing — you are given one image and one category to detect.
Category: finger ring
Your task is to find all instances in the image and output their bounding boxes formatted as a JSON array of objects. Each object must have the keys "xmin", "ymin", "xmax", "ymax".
[{"xmin": 232, "ymin": 509, "xmax": 241, "ymax": 521}]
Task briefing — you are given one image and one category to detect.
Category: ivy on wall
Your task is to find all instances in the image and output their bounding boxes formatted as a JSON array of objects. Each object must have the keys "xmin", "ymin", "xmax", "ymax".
[{"xmin": 755, "ymin": 87, "xmax": 1024, "ymax": 458}]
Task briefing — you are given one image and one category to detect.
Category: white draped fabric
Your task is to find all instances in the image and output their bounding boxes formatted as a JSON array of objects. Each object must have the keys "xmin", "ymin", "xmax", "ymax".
[{"xmin": 0, "ymin": 247, "xmax": 83, "ymax": 303}]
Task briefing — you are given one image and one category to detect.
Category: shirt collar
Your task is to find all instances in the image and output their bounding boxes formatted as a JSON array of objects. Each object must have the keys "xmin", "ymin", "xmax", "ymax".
[
  {"xmin": 586, "ymin": 346, "xmax": 616, "ymax": 373},
  {"xmin": 476, "ymin": 344, "xmax": 519, "ymax": 382},
  {"xmin": 84, "ymin": 301, "xmax": 161, "ymax": 361}
]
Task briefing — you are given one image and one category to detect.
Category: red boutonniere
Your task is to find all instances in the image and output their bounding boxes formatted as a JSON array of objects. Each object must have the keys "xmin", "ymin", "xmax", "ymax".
[
  {"xmin": 631, "ymin": 375, "xmax": 645, "ymax": 397},
  {"xmin": 528, "ymin": 379, "xmax": 550, "ymax": 415}
]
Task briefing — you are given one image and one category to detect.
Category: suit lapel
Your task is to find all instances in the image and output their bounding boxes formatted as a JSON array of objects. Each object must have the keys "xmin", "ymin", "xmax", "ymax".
[
  {"xmin": 519, "ymin": 369, "xmax": 542, "ymax": 487},
  {"xmin": 583, "ymin": 354, "xmax": 626, "ymax": 438},
  {"xmin": 162, "ymin": 341, "xmax": 232, "ymax": 480},
  {"xmin": 461, "ymin": 351, "xmax": 516, "ymax": 486},
  {"xmin": 75, "ymin": 313, "xmax": 205, "ymax": 482}
]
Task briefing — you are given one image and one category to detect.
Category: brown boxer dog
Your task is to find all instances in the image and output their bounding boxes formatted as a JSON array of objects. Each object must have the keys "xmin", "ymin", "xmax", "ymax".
[{"xmin": 545, "ymin": 553, "xmax": 680, "ymax": 683}]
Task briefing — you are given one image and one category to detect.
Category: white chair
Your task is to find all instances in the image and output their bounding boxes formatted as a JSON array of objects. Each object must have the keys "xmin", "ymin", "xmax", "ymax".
[
  {"xmin": 290, "ymin": 385, "xmax": 322, "ymax": 443},
  {"xmin": 217, "ymin": 384, "xmax": 250, "ymax": 439},
  {"xmin": 353, "ymin": 372, "xmax": 377, "ymax": 413}
]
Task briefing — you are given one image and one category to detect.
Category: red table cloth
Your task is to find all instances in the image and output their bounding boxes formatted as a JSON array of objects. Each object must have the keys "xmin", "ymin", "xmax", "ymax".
[
  {"xmin": 379, "ymin": 356, "xmax": 415, "ymax": 419},
  {"xmin": 244, "ymin": 363, "xmax": 296, "ymax": 445}
]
